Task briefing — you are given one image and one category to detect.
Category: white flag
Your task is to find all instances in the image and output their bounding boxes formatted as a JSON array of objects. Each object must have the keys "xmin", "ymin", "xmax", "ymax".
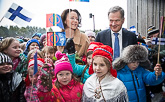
[{"xmin": 4, "ymin": 3, "xmax": 34, "ymax": 27}]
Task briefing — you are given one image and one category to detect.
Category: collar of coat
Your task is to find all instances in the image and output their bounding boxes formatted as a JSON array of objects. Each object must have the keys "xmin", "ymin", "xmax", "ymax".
[
  {"xmin": 60, "ymin": 79, "xmax": 76, "ymax": 90},
  {"xmin": 73, "ymin": 29, "xmax": 82, "ymax": 45}
]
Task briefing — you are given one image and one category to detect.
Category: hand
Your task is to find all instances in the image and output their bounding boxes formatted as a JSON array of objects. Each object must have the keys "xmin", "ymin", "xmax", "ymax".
[
  {"xmin": 44, "ymin": 58, "xmax": 53, "ymax": 65},
  {"xmin": 64, "ymin": 38, "xmax": 75, "ymax": 54},
  {"xmin": 37, "ymin": 68, "xmax": 52, "ymax": 92},
  {"xmin": 154, "ymin": 64, "xmax": 162, "ymax": 76}
]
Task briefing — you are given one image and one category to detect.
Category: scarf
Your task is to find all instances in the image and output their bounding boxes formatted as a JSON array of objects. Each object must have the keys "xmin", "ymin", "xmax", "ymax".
[
  {"xmin": 12, "ymin": 57, "xmax": 21, "ymax": 70},
  {"xmin": 82, "ymin": 73, "xmax": 128, "ymax": 102}
]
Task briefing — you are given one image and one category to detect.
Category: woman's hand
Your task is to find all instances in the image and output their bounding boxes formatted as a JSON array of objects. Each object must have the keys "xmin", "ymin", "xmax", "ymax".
[{"xmin": 64, "ymin": 38, "xmax": 75, "ymax": 54}]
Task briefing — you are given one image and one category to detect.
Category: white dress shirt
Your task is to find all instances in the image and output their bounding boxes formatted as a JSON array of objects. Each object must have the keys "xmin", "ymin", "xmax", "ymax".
[{"xmin": 111, "ymin": 29, "xmax": 123, "ymax": 57}]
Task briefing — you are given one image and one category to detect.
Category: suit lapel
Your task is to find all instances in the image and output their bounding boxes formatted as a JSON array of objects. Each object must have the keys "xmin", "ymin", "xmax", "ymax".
[
  {"xmin": 122, "ymin": 28, "xmax": 128, "ymax": 49},
  {"xmin": 107, "ymin": 29, "xmax": 112, "ymax": 47}
]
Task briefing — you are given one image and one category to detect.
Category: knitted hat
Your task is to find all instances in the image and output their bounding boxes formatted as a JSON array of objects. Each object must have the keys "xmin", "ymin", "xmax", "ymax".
[
  {"xmin": 32, "ymin": 33, "xmax": 42, "ymax": 38},
  {"xmin": 85, "ymin": 31, "xmax": 96, "ymax": 38},
  {"xmin": 0, "ymin": 52, "xmax": 12, "ymax": 65},
  {"xmin": 23, "ymin": 39, "xmax": 40, "ymax": 56},
  {"xmin": 113, "ymin": 45, "xmax": 151, "ymax": 70},
  {"xmin": 16, "ymin": 38, "xmax": 24, "ymax": 43},
  {"xmin": 40, "ymin": 34, "xmax": 46, "ymax": 44},
  {"xmin": 88, "ymin": 45, "xmax": 117, "ymax": 77},
  {"xmin": 25, "ymin": 39, "xmax": 40, "ymax": 50},
  {"xmin": 25, "ymin": 58, "xmax": 44, "ymax": 87},
  {"xmin": 28, "ymin": 58, "xmax": 45, "ymax": 68},
  {"xmin": 147, "ymin": 26, "xmax": 159, "ymax": 37},
  {"xmin": 54, "ymin": 51, "xmax": 73, "ymax": 77},
  {"xmin": 87, "ymin": 42, "xmax": 104, "ymax": 52}
]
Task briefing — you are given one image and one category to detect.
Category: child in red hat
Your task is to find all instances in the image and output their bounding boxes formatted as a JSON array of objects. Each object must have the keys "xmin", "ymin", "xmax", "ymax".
[
  {"xmin": 37, "ymin": 51, "xmax": 83, "ymax": 102},
  {"xmin": 24, "ymin": 58, "xmax": 44, "ymax": 102},
  {"xmin": 68, "ymin": 41, "xmax": 104, "ymax": 83},
  {"xmin": 82, "ymin": 45, "xmax": 128, "ymax": 101}
]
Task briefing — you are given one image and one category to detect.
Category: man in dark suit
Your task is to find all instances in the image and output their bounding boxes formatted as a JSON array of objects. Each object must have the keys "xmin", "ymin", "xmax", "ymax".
[{"xmin": 95, "ymin": 6, "xmax": 137, "ymax": 59}]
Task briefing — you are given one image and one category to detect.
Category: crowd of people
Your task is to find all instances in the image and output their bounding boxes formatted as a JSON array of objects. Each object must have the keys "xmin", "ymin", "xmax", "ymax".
[{"xmin": 0, "ymin": 5, "xmax": 165, "ymax": 102}]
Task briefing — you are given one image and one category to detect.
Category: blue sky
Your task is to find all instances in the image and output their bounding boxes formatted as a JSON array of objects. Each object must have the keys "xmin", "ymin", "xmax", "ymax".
[{"xmin": 0, "ymin": 0, "xmax": 127, "ymax": 31}]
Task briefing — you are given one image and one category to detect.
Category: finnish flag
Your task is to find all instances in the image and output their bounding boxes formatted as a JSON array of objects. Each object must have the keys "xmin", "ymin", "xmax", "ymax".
[
  {"xmin": 152, "ymin": 37, "xmax": 165, "ymax": 45},
  {"xmin": 130, "ymin": 26, "xmax": 136, "ymax": 34},
  {"xmin": 4, "ymin": 3, "xmax": 34, "ymax": 27}
]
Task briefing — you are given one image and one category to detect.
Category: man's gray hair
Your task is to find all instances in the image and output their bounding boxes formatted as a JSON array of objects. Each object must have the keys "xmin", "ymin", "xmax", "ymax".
[{"xmin": 108, "ymin": 6, "xmax": 124, "ymax": 19}]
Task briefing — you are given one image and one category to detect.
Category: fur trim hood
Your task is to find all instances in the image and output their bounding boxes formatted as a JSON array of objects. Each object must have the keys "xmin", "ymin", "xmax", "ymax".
[{"xmin": 113, "ymin": 45, "xmax": 151, "ymax": 70}]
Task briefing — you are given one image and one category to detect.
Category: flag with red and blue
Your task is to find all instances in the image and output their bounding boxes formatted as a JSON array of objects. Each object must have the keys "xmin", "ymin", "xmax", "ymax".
[
  {"xmin": 46, "ymin": 14, "xmax": 64, "ymax": 29},
  {"xmin": 47, "ymin": 32, "xmax": 66, "ymax": 46}
]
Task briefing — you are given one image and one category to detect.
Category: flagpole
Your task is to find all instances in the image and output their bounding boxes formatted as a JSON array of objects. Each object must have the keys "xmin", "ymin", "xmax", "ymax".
[
  {"xmin": 156, "ymin": 38, "xmax": 161, "ymax": 80},
  {"xmin": 46, "ymin": 31, "xmax": 48, "ymax": 63},
  {"xmin": 69, "ymin": 1, "xmax": 71, "ymax": 38},
  {"xmin": 46, "ymin": 19, "xmax": 48, "ymax": 63},
  {"xmin": 29, "ymin": 75, "xmax": 34, "ymax": 102},
  {"xmin": 156, "ymin": 16, "xmax": 164, "ymax": 80},
  {"xmin": 30, "ymin": 49, "xmax": 38, "ymax": 101},
  {"xmin": 0, "ymin": 16, "xmax": 4, "ymax": 23},
  {"xmin": 157, "ymin": 16, "xmax": 164, "ymax": 66}
]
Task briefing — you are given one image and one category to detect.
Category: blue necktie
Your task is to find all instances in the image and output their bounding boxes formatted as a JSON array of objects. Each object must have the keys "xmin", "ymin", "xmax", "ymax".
[{"xmin": 114, "ymin": 33, "xmax": 120, "ymax": 59}]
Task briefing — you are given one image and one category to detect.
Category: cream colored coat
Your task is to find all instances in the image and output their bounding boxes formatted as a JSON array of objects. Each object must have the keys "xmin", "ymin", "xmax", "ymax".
[{"xmin": 73, "ymin": 29, "xmax": 90, "ymax": 57}]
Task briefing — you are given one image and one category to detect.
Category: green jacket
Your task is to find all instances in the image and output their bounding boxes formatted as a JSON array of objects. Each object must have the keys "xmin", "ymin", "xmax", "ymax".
[
  {"xmin": 68, "ymin": 54, "xmax": 91, "ymax": 84},
  {"xmin": 15, "ymin": 53, "xmax": 28, "ymax": 77},
  {"xmin": 153, "ymin": 45, "xmax": 165, "ymax": 56}
]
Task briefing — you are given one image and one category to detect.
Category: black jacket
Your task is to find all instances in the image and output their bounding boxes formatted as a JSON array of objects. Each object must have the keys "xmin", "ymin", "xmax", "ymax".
[
  {"xmin": 0, "ymin": 71, "xmax": 26, "ymax": 102},
  {"xmin": 95, "ymin": 28, "xmax": 138, "ymax": 50}
]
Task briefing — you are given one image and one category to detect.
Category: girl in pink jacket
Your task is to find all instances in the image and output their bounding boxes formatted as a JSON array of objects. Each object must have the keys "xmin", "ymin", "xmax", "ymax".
[{"xmin": 37, "ymin": 51, "xmax": 83, "ymax": 102}]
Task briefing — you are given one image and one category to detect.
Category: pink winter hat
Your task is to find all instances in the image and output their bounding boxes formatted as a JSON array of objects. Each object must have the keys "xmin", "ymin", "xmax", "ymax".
[{"xmin": 54, "ymin": 51, "xmax": 73, "ymax": 77}]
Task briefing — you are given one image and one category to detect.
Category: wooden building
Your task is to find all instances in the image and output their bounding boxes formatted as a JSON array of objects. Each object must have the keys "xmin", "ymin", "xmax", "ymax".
[{"xmin": 127, "ymin": 0, "xmax": 165, "ymax": 37}]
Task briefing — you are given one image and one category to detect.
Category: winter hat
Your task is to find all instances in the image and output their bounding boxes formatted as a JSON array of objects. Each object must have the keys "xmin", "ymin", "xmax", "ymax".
[
  {"xmin": 83, "ymin": 42, "xmax": 104, "ymax": 63},
  {"xmin": 147, "ymin": 26, "xmax": 159, "ymax": 37},
  {"xmin": 113, "ymin": 45, "xmax": 151, "ymax": 70},
  {"xmin": 16, "ymin": 38, "xmax": 24, "ymax": 43},
  {"xmin": 54, "ymin": 51, "xmax": 73, "ymax": 77},
  {"xmin": 40, "ymin": 34, "xmax": 46, "ymax": 44},
  {"xmin": 25, "ymin": 39, "xmax": 40, "ymax": 50},
  {"xmin": 25, "ymin": 58, "xmax": 44, "ymax": 87},
  {"xmin": 28, "ymin": 58, "xmax": 45, "ymax": 68},
  {"xmin": 23, "ymin": 39, "xmax": 40, "ymax": 56},
  {"xmin": 85, "ymin": 31, "xmax": 96, "ymax": 38},
  {"xmin": 32, "ymin": 33, "xmax": 42, "ymax": 38},
  {"xmin": 87, "ymin": 42, "xmax": 104, "ymax": 52},
  {"xmin": 0, "ymin": 52, "xmax": 12, "ymax": 65},
  {"xmin": 88, "ymin": 45, "xmax": 117, "ymax": 78}
]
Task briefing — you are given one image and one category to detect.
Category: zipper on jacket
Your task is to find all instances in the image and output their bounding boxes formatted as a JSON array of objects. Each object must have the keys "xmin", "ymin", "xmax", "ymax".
[
  {"xmin": 131, "ymin": 71, "xmax": 139, "ymax": 102},
  {"xmin": 135, "ymin": 75, "xmax": 140, "ymax": 88}
]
